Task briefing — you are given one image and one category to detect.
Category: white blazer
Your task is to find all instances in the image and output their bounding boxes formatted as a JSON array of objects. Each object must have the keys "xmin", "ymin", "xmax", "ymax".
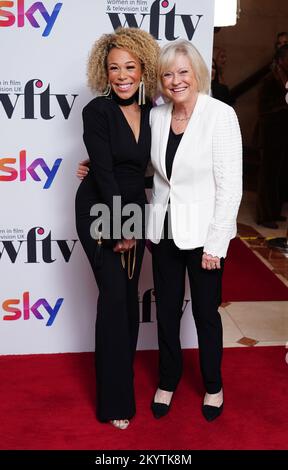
[{"xmin": 146, "ymin": 93, "xmax": 242, "ymax": 258}]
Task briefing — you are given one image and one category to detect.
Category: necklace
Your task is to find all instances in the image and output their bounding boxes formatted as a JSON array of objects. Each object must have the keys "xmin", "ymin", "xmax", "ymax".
[{"xmin": 172, "ymin": 112, "xmax": 191, "ymax": 121}]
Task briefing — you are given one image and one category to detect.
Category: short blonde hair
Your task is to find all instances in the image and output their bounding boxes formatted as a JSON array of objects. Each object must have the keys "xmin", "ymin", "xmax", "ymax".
[
  {"xmin": 87, "ymin": 27, "xmax": 160, "ymax": 99},
  {"xmin": 157, "ymin": 39, "xmax": 210, "ymax": 95}
]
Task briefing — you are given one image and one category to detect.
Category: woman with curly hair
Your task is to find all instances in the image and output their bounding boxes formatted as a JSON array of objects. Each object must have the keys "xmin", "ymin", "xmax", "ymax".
[{"xmin": 75, "ymin": 27, "xmax": 159, "ymax": 430}]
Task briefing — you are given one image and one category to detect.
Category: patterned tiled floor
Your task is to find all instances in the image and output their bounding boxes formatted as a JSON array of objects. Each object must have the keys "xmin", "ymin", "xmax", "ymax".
[{"xmin": 222, "ymin": 191, "xmax": 288, "ymax": 349}]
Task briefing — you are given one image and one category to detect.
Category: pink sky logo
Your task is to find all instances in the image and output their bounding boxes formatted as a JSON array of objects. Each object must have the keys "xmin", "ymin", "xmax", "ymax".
[
  {"xmin": 0, "ymin": 0, "xmax": 63, "ymax": 37},
  {"xmin": 0, "ymin": 79, "xmax": 78, "ymax": 119},
  {"xmin": 0, "ymin": 150, "xmax": 62, "ymax": 188},
  {"xmin": 2, "ymin": 291, "xmax": 63, "ymax": 326}
]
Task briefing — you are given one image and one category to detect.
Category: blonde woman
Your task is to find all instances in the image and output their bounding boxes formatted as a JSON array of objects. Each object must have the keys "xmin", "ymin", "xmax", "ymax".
[{"xmin": 147, "ymin": 40, "xmax": 242, "ymax": 422}]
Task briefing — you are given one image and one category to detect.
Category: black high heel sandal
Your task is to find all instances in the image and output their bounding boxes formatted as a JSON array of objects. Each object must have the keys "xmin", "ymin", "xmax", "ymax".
[{"xmin": 110, "ymin": 419, "xmax": 130, "ymax": 430}]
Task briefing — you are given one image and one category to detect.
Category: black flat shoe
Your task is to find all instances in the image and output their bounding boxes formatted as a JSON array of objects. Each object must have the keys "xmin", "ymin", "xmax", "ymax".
[
  {"xmin": 151, "ymin": 401, "xmax": 170, "ymax": 419},
  {"xmin": 202, "ymin": 403, "xmax": 223, "ymax": 422}
]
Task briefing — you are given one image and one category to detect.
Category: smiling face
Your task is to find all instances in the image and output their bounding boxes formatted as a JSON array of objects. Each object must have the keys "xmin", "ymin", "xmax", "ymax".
[
  {"xmin": 107, "ymin": 47, "xmax": 142, "ymax": 99},
  {"xmin": 160, "ymin": 53, "xmax": 198, "ymax": 106}
]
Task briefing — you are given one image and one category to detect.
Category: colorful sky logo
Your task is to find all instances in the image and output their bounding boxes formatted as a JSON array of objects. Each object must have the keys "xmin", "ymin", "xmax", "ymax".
[
  {"xmin": 2, "ymin": 291, "xmax": 63, "ymax": 326},
  {"xmin": 0, "ymin": 1, "xmax": 63, "ymax": 37},
  {"xmin": 0, "ymin": 150, "xmax": 62, "ymax": 188}
]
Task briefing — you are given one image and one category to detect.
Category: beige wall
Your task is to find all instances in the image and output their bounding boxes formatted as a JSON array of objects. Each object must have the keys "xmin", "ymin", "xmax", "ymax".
[{"xmin": 213, "ymin": 0, "xmax": 288, "ymax": 146}]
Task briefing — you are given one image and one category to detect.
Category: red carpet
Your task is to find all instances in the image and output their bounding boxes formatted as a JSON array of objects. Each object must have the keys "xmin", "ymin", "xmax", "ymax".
[
  {"xmin": 222, "ymin": 238, "xmax": 288, "ymax": 301},
  {"xmin": 0, "ymin": 348, "xmax": 287, "ymax": 450}
]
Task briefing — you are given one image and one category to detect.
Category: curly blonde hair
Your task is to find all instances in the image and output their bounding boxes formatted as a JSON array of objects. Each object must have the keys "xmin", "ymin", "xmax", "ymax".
[{"xmin": 87, "ymin": 27, "xmax": 160, "ymax": 99}]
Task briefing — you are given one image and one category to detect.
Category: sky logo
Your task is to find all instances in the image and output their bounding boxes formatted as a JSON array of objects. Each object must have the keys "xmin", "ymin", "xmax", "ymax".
[
  {"xmin": 0, "ymin": 150, "xmax": 62, "ymax": 188},
  {"xmin": 2, "ymin": 291, "xmax": 63, "ymax": 326},
  {"xmin": 0, "ymin": 0, "xmax": 63, "ymax": 37}
]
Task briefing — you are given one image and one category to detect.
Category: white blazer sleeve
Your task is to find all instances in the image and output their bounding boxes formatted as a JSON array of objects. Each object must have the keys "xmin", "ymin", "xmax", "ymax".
[{"xmin": 203, "ymin": 105, "xmax": 242, "ymax": 258}]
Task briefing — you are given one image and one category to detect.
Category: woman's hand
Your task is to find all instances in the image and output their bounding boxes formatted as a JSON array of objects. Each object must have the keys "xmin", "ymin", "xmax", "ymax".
[
  {"xmin": 202, "ymin": 252, "xmax": 221, "ymax": 270},
  {"xmin": 113, "ymin": 239, "xmax": 136, "ymax": 253},
  {"xmin": 76, "ymin": 159, "xmax": 90, "ymax": 179}
]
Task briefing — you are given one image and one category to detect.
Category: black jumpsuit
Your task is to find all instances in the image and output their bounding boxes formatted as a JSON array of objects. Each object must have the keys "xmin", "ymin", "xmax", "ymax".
[{"xmin": 75, "ymin": 96, "xmax": 151, "ymax": 421}]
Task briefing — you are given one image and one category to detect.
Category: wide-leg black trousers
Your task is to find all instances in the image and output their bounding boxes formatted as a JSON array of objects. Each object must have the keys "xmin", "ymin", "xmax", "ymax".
[
  {"xmin": 76, "ymin": 213, "xmax": 145, "ymax": 422},
  {"xmin": 152, "ymin": 237, "xmax": 224, "ymax": 394}
]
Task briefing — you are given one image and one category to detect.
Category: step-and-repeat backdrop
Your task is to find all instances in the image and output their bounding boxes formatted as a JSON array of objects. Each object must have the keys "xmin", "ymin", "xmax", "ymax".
[{"xmin": 0, "ymin": 0, "xmax": 215, "ymax": 354}]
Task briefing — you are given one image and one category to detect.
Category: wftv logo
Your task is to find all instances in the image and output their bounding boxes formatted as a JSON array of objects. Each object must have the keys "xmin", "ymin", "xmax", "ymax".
[
  {"xmin": 0, "ymin": 79, "xmax": 78, "ymax": 119},
  {"xmin": 0, "ymin": 0, "xmax": 63, "ymax": 37},
  {"xmin": 140, "ymin": 288, "xmax": 190, "ymax": 323},
  {"xmin": 108, "ymin": 0, "xmax": 203, "ymax": 41},
  {"xmin": 0, "ymin": 227, "xmax": 78, "ymax": 263},
  {"xmin": 0, "ymin": 150, "xmax": 62, "ymax": 188},
  {"xmin": 2, "ymin": 291, "xmax": 63, "ymax": 326}
]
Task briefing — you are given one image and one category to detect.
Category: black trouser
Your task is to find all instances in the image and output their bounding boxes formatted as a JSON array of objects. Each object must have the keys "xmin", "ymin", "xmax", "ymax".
[
  {"xmin": 76, "ymin": 214, "xmax": 145, "ymax": 422},
  {"xmin": 152, "ymin": 238, "xmax": 224, "ymax": 394}
]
